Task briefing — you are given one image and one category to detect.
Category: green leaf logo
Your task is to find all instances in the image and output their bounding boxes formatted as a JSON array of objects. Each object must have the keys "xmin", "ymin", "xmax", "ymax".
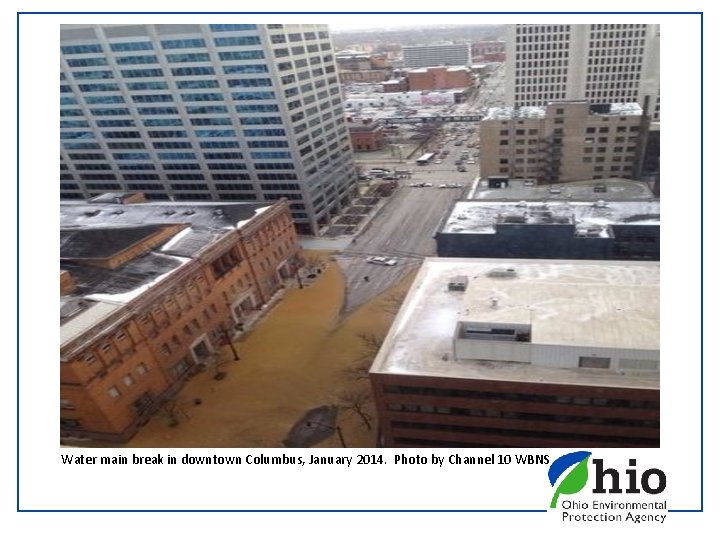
[{"xmin": 548, "ymin": 451, "xmax": 592, "ymax": 508}]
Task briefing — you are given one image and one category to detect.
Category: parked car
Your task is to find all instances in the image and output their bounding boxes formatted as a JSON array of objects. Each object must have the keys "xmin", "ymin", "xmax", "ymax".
[
  {"xmin": 434, "ymin": 159, "xmax": 443, "ymax": 164},
  {"xmin": 366, "ymin": 256, "xmax": 398, "ymax": 266},
  {"xmin": 454, "ymin": 141, "xmax": 463, "ymax": 146},
  {"xmin": 466, "ymin": 160, "xmax": 476, "ymax": 164},
  {"xmin": 457, "ymin": 166, "xmax": 467, "ymax": 172},
  {"xmin": 422, "ymin": 182, "xmax": 433, "ymax": 187}
]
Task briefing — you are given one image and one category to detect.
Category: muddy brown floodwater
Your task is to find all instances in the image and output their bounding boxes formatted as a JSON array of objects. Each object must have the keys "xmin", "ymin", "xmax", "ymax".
[{"xmin": 123, "ymin": 252, "xmax": 416, "ymax": 449}]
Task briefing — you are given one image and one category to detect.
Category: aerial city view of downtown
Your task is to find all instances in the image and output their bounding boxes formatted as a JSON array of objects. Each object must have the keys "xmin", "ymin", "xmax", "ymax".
[{"xmin": 59, "ymin": 22, "xmax": 660, "ymax": 449}]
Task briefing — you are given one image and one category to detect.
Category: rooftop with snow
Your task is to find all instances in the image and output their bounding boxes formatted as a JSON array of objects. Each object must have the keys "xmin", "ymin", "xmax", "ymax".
[
  {"xmin": 60, "ymin": 199, "xmax": 272, "ymax": 347},
  {"xmin": 442, "ymin": 199, "xmax": 659, "ymax": 236},
  {"xmin": 370, "ymin": 258, "xmax": 659, "ymax": 389}
]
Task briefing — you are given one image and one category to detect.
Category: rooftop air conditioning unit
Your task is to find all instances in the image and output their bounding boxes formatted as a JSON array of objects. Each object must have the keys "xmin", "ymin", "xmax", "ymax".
[
  {"xmin": 488, "ymin": 268, "xmax": 517, "ymax": 278},
  {"xmin": 448, "ymin": 276, "xmax": 468, "ymax": 292}
]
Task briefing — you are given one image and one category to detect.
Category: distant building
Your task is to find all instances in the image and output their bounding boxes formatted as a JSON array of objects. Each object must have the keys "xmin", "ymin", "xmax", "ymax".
[
  {"xmin": 370, "ymin": 258, "xmax": 660, "ymax": 448},
  {"xmin": 381, "ymin": 78, "xmax": 409, "ymax": 93},
  {"xmin": 479, "ymin": 101, "xmax": 645, "ymax": 183},
  {"xmin": 436, "ymin": 199, "xmax": 659, "ymax": 260},
  {"xmin": 60, "ymin": 197, "xmax": 300, "ymax": 442},
  {"xmin": 347, "ymin": 118, "xmax": 385, "ymax": 152},
  {"xmin": 340, "ymin": 70, "xmax": 390, "ymax": 84},
  {"xmin": 344, "ymin": 89, "xmax": 460, "ymax": 111},
  {"xmin": 471, "ymin": 40, "xmax": 506, "ymax": 63},
  {"xmin": 407, "ymin": 66, "xmax": 472, "ymax": 91},
  {"xmin": 507, "ymin": 24, "xmax": 660, "ymax": 121},
  {"xmin": 402, "ymin": 43, "xmax": 471, "ymax": 69}
]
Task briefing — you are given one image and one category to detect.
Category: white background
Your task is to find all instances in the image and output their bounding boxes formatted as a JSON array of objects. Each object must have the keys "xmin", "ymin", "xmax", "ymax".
[{"xmin": 5, "ymin": 0, "xmax": 718, "ymax": 538}]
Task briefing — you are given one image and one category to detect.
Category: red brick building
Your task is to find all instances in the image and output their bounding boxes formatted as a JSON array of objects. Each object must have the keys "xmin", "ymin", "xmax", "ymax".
[
  {"xmin": 407, "ymin": 66, "xmax": 472, "ymax": 91},
  {"xmin": 381, "ymin": 78, "xmax": 409, "ymax": 93},
  {"xmin": 347, "ymin": 118, "xmax": 385, "ymax": 152},
  {"xmin": 471, "ymin": 40, "xmax": 507, "ymax": 63},
  {"xmin": 60, "ymin": 197, "xmax": 301, "ymax": 442}
]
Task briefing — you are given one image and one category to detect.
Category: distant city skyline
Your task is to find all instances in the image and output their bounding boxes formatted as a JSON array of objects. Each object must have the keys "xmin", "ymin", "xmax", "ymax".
[{"xmin": 330, "ymin": 22, "xmax": 500, "ymax": 33}]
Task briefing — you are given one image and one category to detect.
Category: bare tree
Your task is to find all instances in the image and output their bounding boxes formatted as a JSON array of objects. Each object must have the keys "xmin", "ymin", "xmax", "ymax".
[
  {"xmin": 356, "ymin": 332, "xmax": 384, "ymax": 361},
  {"xmin": 302, "ymin": 253, "xmax": 324, "ymax": 273},
  {"xmin": 337, "ymin": 389, "xmax": 373, "ymax": 431},
  {"xmin": 162, "ymin": 399, "xmax": 189, "ymax": 428},
  {"xmin": 378, "ymin": 290, "xmax": 408, "ymax": 314},
  {"xmin": 342, "ymin": 332, "xmax": 384, "ymax": 381}
]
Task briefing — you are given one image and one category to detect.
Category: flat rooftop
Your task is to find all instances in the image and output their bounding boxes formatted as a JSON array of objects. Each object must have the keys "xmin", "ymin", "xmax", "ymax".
[
  {"xmin": 442, "ymin": 200, "xmax": 659, "ymax": 235},
  {"xmin": 370, "ymin": 258, "xmax": 659, "ymax": 389},
  {"xmin": 60, "ymin": 201, "xmax": 272, "ymax": 349},
  {"xmin": 483, "ymin": 102, "xmax": 642, "ymax": 121},
  {"xmin": 470, "ymin": 178, "xmax": 655, "ymax": 201}
]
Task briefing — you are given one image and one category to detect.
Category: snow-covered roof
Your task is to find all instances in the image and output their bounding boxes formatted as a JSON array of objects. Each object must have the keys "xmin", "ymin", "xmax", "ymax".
[
  {"xmin": 443, "ymin": 200, "xmax": 660, "ymax": 234},
  {"xmin": 60, "ymin": 201, "xmax": 274, "ymax": 349},
  {"xmin": 370, "ymin": 258, "xmax": 659, "ymax": 389}
]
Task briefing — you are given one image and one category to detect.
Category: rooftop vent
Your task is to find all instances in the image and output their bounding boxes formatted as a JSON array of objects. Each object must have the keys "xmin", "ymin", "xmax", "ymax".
[
  {"xmin": 448, "ymin": 275, "xmax": 468, "ymax": 292},
  {"xmin": 487, "ymin": 267, "xmax": 517, "ymax": 278}
]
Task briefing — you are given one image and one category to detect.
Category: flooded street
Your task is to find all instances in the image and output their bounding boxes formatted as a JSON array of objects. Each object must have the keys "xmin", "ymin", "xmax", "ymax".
[{"xmin": 124, "ymin": 253, "xmax": 415, "ymax": 448}]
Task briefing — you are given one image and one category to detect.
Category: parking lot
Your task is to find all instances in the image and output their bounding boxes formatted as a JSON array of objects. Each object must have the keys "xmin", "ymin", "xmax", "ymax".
[{"xmin": 337, "ymin": 124, "xmax": 481, "ymax": 312}]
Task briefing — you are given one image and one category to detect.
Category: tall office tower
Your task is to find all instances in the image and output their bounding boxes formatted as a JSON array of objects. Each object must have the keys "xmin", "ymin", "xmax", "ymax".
[
  {"xmin": 60, "ymin": 24, "xmax": 357, "ymax": 235},
  {"xmin": 402, "ymin": 43, "xmax": 472, "ymax": 69},
  {"xmin": 507, "ymin": 24, "xmax": 660, "ymax": 121}
]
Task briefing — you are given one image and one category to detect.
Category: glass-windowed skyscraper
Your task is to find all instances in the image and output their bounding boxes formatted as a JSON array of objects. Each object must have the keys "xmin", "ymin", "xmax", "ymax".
[{"xmin": 60, "ymin": 24, "xmax": 357, "ymax": 235}]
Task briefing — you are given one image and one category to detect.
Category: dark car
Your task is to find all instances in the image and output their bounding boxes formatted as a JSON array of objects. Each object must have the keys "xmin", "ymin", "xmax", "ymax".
[{"xmin": 457, "ymin": 166, "xmax": 467, "ymax": 172}]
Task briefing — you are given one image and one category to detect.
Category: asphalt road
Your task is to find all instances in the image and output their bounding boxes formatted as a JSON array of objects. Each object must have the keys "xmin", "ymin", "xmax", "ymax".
[{"xmin": 337, "ymin": 126, "xmax": 480, "ymax": 312}]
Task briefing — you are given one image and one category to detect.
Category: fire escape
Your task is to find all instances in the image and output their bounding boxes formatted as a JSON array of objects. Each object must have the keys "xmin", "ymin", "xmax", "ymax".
[{"xmin": 536, "ymin": 134, "xmax": 563, "ymax": 185}]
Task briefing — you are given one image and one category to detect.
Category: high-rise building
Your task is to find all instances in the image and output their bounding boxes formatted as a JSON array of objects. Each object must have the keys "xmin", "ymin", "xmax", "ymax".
[
  {"xmin": 402, "ymin": 43, "xmax": 471, "ymax": 69},
  {"xmin": 507, "ymin": 24, "xmax": 660, "ymax": 121},
  {"xmin": 60, "ymin": 24, "xmax": 358, "ymax": 235}
]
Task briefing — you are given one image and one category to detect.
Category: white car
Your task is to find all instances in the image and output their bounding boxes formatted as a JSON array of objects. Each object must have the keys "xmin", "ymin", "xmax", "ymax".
[
  {"xmin": 434, "ymin": 159, "xmax": 443, "ymax": 164},
  {"xmin": 466, "ymin": 160, "xmax": 476, "ymax": 164},
  {"xmin": 366, "ymin": 256, "xmax": 398, "ymax": 266}
]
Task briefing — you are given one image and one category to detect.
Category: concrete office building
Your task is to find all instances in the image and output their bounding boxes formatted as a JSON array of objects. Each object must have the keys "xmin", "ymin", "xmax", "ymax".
[
  {"xmin": 479, "ymin": 101, "xmax": 645, "ymax": 183},
  {"xmin": 507, "ymin": 24, "xmax": 660, "ymax": 121},
  {"xmin": 60, "ymin": 196, "xmax": 300, "ymax": 442},
  {"xmin": 60, "ymin": 24, "xmax": 357, "ymax": 235},
  {"xmin": 402, "ymin": 43, "xmax": 472, "ymax": 69},
  {"xmin": 370, "ymin": 258, "xmax": 660, "ymax": 448}
]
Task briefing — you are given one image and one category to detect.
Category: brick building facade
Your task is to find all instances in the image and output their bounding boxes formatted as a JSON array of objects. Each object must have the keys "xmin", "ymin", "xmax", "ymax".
[{"xmin": 60, "ymin": 197, "xmax": 300, "ymax": 442}]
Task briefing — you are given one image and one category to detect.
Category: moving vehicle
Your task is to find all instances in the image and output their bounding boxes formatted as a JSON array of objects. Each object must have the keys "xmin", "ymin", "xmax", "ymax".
[
  {"xmin": 366, "ymin": 256, "xmax": 398, "ymax": 266},
  {"xmin": 415, "ymin": 152, "xmax": 435, "ymax": 166}
]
